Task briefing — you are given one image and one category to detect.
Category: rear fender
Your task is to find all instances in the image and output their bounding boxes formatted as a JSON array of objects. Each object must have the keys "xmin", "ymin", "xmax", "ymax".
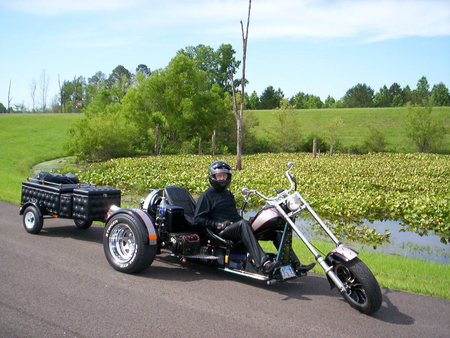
[
  {"xmin": 19, "ymin": 201, "xmax": 43, "ymax": 216},
  {"xmin": 108, "ymin": 208, "xmax": 157, "ymax": 246}
]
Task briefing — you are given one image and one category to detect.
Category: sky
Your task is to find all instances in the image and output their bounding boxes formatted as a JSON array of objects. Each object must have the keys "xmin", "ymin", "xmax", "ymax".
[{"xmin": 1, "ymin": 0, "xmax": 450, "ymax": 110}]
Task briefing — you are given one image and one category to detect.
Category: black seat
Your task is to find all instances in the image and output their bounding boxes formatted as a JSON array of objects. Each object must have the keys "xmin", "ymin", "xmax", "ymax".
[
  {"xmin": 164, "ymin": 186, "xmax": 197, "ymax": 226},
  {"xmin": 164, "ymin": 186, "xmax": 242, "ymax": 249}
]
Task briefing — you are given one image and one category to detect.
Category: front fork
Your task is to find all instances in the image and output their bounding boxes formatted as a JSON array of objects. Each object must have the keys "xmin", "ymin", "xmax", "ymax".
[{"xmin": 273, "ymin": 203, "xmax": 349, "ymax": 293}]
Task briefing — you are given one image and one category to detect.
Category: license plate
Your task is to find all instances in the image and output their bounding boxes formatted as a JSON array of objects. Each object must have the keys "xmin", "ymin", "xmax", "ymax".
[{"xmin": 280, "ymin": 265, "xmax": 296, "ymax": 279}]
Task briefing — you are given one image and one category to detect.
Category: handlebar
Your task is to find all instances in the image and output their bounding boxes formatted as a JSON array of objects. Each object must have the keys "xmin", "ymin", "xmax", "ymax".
[{"xmin": 240, "ymin": 162, "xmax": 297, "ymax": 216}]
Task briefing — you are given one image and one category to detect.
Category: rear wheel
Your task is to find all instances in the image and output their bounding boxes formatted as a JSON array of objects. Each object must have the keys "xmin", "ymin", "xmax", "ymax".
[
  {"xmin": 103, "ymin": 213, "xmax": 156, "ymax": 274},
  {"xmin": 334, "ymin": 258, "xmax": 382, "ymax": 315},
  {"xmin": 74, "ymin": 219, "xmax": 93, "ymax": 229},
  {"xmin": 23, "ymin": 206, "xmax": 43, "ymax": 234}
]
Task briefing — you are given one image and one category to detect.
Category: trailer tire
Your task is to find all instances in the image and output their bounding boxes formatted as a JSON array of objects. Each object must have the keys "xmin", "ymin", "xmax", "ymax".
[
  {"xmin": 103, "ymin": 213, "xmax": 156, "ymax": 274},
  {"xmin": 74, "ymin": 219, "xmax": 93, "ymax": 229},
  {"xmin": 23, "ymin": 206, "xmax": 43, "ymax": 234}
]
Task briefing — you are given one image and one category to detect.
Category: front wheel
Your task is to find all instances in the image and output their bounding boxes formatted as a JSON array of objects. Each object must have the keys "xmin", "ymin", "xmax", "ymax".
[
  {"xmin": 103, "ymin": 213, "xmax": 156, "ymax": 274},
  {"xmin": 334, "ymin": 258, "xmax": 382, "ymax": 315}
]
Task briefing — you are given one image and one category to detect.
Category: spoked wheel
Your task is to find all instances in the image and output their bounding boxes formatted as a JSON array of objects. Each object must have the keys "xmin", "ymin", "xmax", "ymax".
[
  {"xmin": 74, "ymin": 218, "xmax": 93, "ymax": 229},
  {"xmin": 23, "ymin": 206, "xmax": 43, "ymax": 234},
  {"xmin": 334, "ymin": 258, "xmax": 382, "ymax": 315},
  {"xmin": 103, "ymin": 213, "xmax": 156, "ymax": 274}
]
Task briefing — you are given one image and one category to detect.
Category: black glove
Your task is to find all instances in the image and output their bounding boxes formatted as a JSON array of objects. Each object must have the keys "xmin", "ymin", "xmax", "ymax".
[{"xmin": 216, "ymin": 220, "xmax": 231, "ymax": 231}]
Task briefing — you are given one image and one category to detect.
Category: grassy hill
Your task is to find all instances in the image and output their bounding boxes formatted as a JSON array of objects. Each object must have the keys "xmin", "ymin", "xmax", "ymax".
[
  {"xmin": 250, "ymin": 107, "xmax": 450, "ymax": 153},
  {"xmin": 1, "ymin": 107, "xmax": 449, "ymax": 203}
]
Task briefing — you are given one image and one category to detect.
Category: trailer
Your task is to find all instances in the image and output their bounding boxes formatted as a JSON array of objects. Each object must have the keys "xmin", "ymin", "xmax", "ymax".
[{"xmin": 19, "ymin": 172, "xmax": 121, "ymax": 234}]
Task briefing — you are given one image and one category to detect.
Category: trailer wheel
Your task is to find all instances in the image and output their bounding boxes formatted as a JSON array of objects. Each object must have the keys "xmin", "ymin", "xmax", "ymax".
[
  {"xmin": 74, "ymin": 219, "xmax": 93, "ymax": 229},
  {"xmin": 103, "ymin": 213, "xmax": 156, "ymax": 274},
  {"xmin": 23, "ymin": 206, "xmax": 43, "ymax": 234}
]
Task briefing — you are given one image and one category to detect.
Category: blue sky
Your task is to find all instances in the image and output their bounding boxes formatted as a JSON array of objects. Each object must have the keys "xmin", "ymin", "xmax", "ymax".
[{"xmin": 1, "ymin": 0, "xmax": 449, "ymax": 109}]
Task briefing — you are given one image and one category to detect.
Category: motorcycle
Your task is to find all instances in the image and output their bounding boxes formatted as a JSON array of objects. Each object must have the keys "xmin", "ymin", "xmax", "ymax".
[{"xmin": 103, "ymin": 162, "xmax": 382, "ymax": 315}]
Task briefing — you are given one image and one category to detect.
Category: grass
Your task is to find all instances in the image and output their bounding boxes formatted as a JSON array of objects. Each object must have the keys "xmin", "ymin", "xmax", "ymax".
[
  {"xmin": 261, "ymin": 239, "xmax": 450, "ymax": 300},
  {"xmin": 251, "ymin": 107, "xmax": 450, "ymax": 153},
  {"xmin": 0, "ymin": 111, "xmax": 449, "ymax": 299},
  {"xmin": 0, "ymin": 113, "xmax": 81, "ymax": 203}
]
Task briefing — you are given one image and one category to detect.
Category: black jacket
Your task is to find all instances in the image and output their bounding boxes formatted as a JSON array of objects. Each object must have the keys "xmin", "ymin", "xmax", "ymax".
[{"xmin": 194, "ymin": 186, "xmax": 242, "ymax": 230}]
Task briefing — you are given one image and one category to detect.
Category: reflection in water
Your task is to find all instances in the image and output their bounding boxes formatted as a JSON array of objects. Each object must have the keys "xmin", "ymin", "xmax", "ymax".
[{"xmin": 245, "ymin": 210, "xmax": 449, "ymax": 264}]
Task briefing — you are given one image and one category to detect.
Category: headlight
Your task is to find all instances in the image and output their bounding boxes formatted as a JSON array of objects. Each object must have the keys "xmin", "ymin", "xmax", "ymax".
[{"xmin": 286, "ymin": 194, "xmax": 302, "ymax": 211}]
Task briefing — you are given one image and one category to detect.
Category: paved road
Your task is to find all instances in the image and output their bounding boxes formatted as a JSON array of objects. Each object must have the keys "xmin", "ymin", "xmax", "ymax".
[{"xmin": 1, "ymin": 200, "xmax": 449, "ymax": 338}]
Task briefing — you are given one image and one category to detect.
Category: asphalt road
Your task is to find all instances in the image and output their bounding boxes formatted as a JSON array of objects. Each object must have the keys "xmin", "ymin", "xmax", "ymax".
[{"xmin": 1, "ymin": 200, "xmax": 449, "ymax": 338}]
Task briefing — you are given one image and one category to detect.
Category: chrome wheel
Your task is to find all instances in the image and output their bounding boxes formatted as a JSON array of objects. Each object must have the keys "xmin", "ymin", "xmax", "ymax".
[{"xmin": 109, "ymin": 223, "xmax": 136, "ymax": 264}]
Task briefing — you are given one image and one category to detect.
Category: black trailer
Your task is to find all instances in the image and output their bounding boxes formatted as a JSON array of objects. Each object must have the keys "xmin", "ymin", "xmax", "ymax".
[{"xmin": 19, "ymin": 172, "xmax": 121, "ymax": 234}]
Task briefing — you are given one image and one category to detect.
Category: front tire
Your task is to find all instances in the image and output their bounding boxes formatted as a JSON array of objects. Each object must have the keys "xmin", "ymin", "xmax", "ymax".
[
  {"xmin": 23, "ymin": 206, "xmax": 43, "ymax": 234},
  {"xmin": 103, "ymin": 213, "xmax": 156, "ymax": 274},
  {"xmin": 334, "ymin": 258, "xmax": 382, "ymax": 315}
]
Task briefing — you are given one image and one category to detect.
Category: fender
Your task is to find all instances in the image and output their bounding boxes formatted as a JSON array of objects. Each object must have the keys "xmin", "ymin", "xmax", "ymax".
[
  {"xmin": 107, "ymin": 208, "xmax": 157, "ymax": 246},
  {"xmin": 324, "ymin": 245, "xmax": 359, "ymax": 290},
  {"xmin": 19, "ymin": 201, "xmax": 43, "ymax": 216}
]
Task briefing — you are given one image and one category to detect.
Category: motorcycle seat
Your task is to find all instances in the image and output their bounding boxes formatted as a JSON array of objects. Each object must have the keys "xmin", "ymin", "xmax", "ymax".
[{"xmin": 165, "ymin": 185, "xmax": 197, "ymax": 226}]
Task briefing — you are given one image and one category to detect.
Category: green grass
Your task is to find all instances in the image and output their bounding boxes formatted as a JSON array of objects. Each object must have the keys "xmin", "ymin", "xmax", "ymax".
[
  {"xmin": 251, "ymin": 107, "xmax": 450, "ymax": 153},
  {"xmin": 0, "ymin": 113, "xmax": 81, "ymax": 203},
  {"xmin": 261, "ymin": 239, "xmax": 450, "ymax": 299},
  {"xmin": 1, "ymin": 111, "xmax": 449, "ymax": 299}
]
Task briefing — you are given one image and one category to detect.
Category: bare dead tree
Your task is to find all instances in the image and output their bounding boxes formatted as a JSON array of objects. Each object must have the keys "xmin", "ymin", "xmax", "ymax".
[
  {"xmin": 211, "ymin": 129, "xmax": 216, "ymax": 156},
  {"xmin": 40, "ymin": 69, "xmax": 49, "ymax": 112},
  {"xmin": 230, "ymin": 0, "xmax": 251, "ymax": 171},
  {"xmin": 7, "ymin": 80, "xmax": 12, "ymax": 113},
  {"xmin": 29, "ymin": 79, "xmax": 37, "ymax": 112},
  {"xmin": 58, "ymin": 75, "xmax": 63, "ymax": 114}
]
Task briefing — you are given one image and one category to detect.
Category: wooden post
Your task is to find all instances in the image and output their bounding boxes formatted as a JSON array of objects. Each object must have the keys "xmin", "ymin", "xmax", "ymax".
[
  {"xmin": 211, "ymin": 129, "xmax": 216, "ymax": 156},
  {"xmin": 154, "ymin": 124, "xmax": 159, "ymax": 155},
  {"xmin": 313, "ymin": 137, "xmax": 317, "ymax": 158},
  {"xmin": 198, "ymin": 138, "xmax": 202, "ymax": 155}
]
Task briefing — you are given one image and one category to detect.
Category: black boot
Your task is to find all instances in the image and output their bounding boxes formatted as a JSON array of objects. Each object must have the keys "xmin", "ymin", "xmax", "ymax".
[
  {"xmin": 294, "ymin": 261, "xmax": 315, "ymax": 275},
  {"xmin": 262, "ymin": 259, "xmax": 279, "ymax": 275}
]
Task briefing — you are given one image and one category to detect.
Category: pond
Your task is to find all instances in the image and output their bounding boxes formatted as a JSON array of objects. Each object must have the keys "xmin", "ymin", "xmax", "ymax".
[
  {"xmin": 296, "ymin": 216, "xmax": 449, "ymax": 264},
  {"xmin": 246, "ymin": 211, "xmax": 449, "ymax": 264}
]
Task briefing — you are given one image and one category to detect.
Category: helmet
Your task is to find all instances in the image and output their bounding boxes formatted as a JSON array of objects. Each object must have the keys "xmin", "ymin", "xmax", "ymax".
[{"xmin": 208, "ymin": 161, "xmax": 232, "ymax": 190}]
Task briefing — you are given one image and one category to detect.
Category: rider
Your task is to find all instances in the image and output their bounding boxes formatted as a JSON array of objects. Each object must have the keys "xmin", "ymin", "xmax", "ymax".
[{"xmin": 194, "ymin": 161, "xmax": 278, "ymax": 275}]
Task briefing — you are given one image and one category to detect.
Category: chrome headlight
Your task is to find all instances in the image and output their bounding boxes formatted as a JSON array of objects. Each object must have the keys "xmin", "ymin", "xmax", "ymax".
[{"xmin": 286, "ymin": 193, "xmax": 302, "ymax": 211}]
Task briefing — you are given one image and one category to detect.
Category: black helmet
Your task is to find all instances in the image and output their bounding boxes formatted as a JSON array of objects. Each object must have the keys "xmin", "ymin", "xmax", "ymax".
[{"xmin": 208, "ymin": 161, "xmax": 232, "ymax": 190}]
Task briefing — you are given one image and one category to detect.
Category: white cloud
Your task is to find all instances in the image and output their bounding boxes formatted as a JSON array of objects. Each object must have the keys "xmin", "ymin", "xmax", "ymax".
[{"xmin": 3, "ymin": 0, "xmax": 450, "ymax": 42}]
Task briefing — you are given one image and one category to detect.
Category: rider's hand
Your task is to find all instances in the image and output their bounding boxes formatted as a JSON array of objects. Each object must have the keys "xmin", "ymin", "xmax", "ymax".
[{"xmin": 216, "ymin": 220, "xmax": 231, "ymax": 231}]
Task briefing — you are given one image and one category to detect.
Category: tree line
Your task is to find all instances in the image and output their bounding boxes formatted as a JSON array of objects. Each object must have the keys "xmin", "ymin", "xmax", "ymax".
[{"xmin": 1, "ymin": 44, "xmax": 448, "ymax": 157}]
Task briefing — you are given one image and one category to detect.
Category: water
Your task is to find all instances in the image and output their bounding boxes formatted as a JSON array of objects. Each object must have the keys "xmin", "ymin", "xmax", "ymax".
[
  {"xmin": 294, "ymin": 216, "xmax": 449, "ymax": 264},
  {"xmin": 246, "ymin": 210, "xmax": 449, "ymax": 264}
]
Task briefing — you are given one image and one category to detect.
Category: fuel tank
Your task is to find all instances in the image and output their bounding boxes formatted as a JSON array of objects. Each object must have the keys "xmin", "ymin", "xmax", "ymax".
[{"xmin": 250, "ymin": 206, "xmax": 285, "ymax": 239}]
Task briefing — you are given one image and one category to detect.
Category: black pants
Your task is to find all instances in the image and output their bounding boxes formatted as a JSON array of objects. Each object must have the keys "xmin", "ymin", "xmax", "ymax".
[{"xmin": 218, "ymin": 219, "xmax": 267, "ymax": 268}]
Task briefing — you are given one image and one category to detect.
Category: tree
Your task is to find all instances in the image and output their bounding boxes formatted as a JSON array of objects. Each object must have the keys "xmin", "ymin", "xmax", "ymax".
[
  {"xmin": 260, "ymin": 86, "xmax": 283, "ymax": 109},
  {"xmin": 431, "ymin": 82, "xmax": 450, "ymax": 106},
  {"xmin": 373, "ymin": 85, "xmax": 391, "ymax": 107},
  {"xmin": 29, "ymin": 79, "xmax": 37, "ymax": 112},
  {"xmin": 363, "ymin": 126, "xmax": 387, "ymax": 152},
  {"xmin": 414, "ymin": 76, "xmax": 430, "ymax": 104},
  {"xmin": 136, "ymin": 64, "xmax": 152, "ymax": 77},
  {"xmin": 324, "ymin": 95, "xmax": 335, "ymax": 108},
  {"xmin": 403, "ymin": 102, "xmax": 447, "ymax": 153},
  {"xmin": 39, "ymin": 69, "xmax": 50, "ymax": 112},
  {"xmin": 107, "ymin": 65, "xmax": 132, "ymax": 102},
  {"xmin": 343, "ymin": 83, "xmax": 374, "ymax": 108},
  {"xmin": 0, "ymin": 102, "xmax": 7, "ymax": 114},
  {"xmin": 230, "ymin": 0, "xmax": 252, "ymax": 171},
  {"xmin": 248, "ymin": 90, "xmax": 260, "ymax": 109},
  {"xmin": 178, "ymin": 43, "xmax": 240, "ymax": 94},
  {"xmin": 325, "ymin": 116, "xmax": 344, "ymax": 156}
]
